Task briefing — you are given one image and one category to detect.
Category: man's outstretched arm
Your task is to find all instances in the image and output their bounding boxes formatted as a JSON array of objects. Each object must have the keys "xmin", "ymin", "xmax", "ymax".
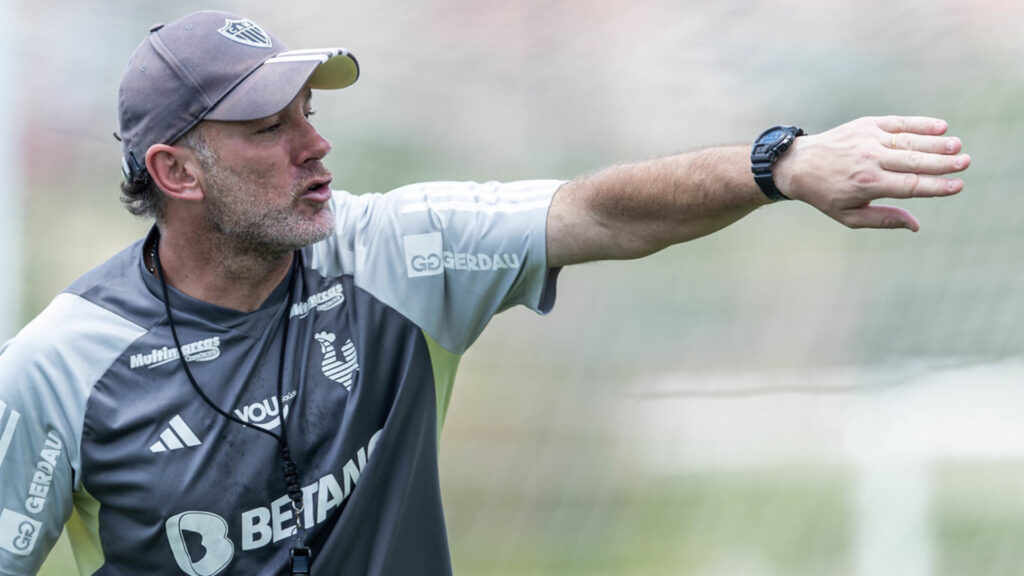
[{"xmin": 546, "ymin": 116, "xmax": 971, "ymax": 267}]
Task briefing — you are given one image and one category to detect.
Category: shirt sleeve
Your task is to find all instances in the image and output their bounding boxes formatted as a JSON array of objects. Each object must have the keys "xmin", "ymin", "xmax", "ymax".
[
  {"xmin": 309, "ymin": 180, "xmax": 564, "ymax": 355},
  {"xmin": 0, "ymin": 293, "xmax": 146, "ymax": 575},
  {"xmin": 0, "ymin": 341, "xmax": 75, "ymax": 574}
]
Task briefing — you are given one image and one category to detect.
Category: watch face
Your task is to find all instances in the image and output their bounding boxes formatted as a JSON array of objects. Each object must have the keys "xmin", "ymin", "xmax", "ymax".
[{"xmin": 760, "ymin": 129, "xmax": 785, "ymax": 145}]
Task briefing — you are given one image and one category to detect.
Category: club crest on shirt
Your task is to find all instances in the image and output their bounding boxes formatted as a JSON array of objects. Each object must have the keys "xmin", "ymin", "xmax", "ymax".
[{"xmin": 314, "ymin": 332, "xmax": 358, "ymax": 390}]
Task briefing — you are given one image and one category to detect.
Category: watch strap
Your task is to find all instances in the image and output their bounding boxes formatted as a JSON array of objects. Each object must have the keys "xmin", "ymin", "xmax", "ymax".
[
  {"xmin": 751, "ymin": 125, "xmax": 804, "ymax": 201},
  {"xmin": 753, "ymin": 166, "xmax": 788, "ymax": 201}
]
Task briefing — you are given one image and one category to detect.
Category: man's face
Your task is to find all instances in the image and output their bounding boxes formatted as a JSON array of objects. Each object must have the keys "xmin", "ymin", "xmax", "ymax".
[{"xmin": 194, "ymin": 88, "xmax": 336, "ymax": 257}]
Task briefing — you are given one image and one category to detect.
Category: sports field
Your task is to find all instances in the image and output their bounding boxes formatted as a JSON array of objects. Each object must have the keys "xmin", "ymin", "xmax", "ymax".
[{"xmin": 11, "ymin": 0, "xmax": 1024, "ymax": 574}]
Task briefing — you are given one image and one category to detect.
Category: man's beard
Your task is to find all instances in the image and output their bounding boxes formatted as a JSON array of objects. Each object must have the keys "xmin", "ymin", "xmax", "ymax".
[{"xmin": 201, "ymin": 162, "xmax": 336, "ymax": 259}]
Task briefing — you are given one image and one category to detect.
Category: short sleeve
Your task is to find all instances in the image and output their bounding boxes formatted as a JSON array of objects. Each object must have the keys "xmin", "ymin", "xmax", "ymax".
[
  {"xmin": 308, "ymin": 180, "xmax": 564, "ymax": 354},
  {"xmin": 0, "ymin": 293, "xmax": 146, "ymax": 575}
]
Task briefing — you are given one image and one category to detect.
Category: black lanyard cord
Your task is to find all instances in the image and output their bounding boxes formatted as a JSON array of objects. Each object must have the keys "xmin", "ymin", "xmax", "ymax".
[{"xmin": 155, "ymin": 243, "xmax": 311, "ymax": 573}]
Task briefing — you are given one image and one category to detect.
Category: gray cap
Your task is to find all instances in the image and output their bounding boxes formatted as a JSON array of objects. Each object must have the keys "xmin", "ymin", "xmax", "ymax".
[{"xmin": 118, "ymin": 10, "xmax": 359, "ymax": 180}]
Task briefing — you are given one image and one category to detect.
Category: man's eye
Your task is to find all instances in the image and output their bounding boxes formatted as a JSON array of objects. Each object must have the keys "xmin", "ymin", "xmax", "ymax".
[
  {"xmin": 304, "ymin": 110, "xmax": 317, "ymax": 120},
  {"xmin": 257, "ymin": 123, "xmax": 281, "ymax": 134}
]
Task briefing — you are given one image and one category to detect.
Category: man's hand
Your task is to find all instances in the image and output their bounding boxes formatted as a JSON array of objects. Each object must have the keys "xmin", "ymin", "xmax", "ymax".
[
  {"xmin": 547, "ymin": 115, "xmax": 971, "ymax": 267},
  {"xmin": 775, "ymin": 116, "xmax": 971, "ymax": 232}
]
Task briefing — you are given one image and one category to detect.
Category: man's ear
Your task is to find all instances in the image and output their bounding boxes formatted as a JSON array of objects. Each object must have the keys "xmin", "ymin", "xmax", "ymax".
[{"xmin": 146, "ymin": 144, "xmax": 203, "ymax": 201}]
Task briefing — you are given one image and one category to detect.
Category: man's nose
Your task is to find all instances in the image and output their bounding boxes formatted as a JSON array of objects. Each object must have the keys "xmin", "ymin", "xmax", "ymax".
[{"xmin": 297, "ymin": 121, "xmax": 332, "ymax": 165}]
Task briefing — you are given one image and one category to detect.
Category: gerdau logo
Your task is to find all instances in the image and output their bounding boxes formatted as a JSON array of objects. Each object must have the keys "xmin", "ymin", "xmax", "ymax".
[{"xmin": 403, "ymin": 232, "xmax": 522, "ymax": 277}]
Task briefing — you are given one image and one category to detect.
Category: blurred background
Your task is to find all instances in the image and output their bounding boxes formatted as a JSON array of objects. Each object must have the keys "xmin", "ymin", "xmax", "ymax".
[{"xmin": 2, "ymin": 0, "xmax": 1022, "ymax": 574}]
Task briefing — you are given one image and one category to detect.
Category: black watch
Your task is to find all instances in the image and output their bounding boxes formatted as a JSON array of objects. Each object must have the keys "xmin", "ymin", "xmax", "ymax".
[{"xmin": 751, "ymin": 125, "xmax": 804, "ymax": 201}]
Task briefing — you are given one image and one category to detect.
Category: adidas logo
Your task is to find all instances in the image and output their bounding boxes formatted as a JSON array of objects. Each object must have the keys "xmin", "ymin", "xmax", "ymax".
[{"xmin": 150, "ymin": 415, "xmax": 202, "ymax": 454}]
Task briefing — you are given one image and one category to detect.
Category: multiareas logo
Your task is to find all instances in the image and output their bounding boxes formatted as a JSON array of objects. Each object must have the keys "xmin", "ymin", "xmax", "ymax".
[
  {"xmin": 290, "ymin": 285, "xmax": 345, "ymax": 319},
  {"xmin": 131, "ymin": 337, "xmax": 221, "ymax": 370},
  {"xmin": 163, "ymin": 430, "xmax": 382, "ymax": 575},
  {"xmin": 403, "ymin": 232, "xmax": 522, "ymax": 278}
]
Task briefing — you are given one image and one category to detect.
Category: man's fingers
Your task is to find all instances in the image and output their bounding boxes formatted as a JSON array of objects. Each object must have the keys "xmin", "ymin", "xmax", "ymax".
[
  {"xmin": 839, "ymin": 204, "xmax": 920, "ymax": 232},
  {"xmin": 875, "ymin": 116, "xmax": 949, "ymax": 136},
  {"xmin": 882, "ymin": 133, "xmax": 963, "ymax": 155},
  {"xmin": 869, "ymin": 172, "xmax": 966, "ymax": 199},
  {"xmin": 789, "ymin": 116, "xmax": 970, "ymax": 230},
  {"xmin": 879, "ymin": 150, "xmax": 972, "ymax": 176}
]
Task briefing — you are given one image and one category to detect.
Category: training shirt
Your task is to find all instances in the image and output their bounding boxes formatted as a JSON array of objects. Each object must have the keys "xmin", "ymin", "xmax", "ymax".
[{"xmin": 0, "ymin": 180, "xmax": 561, "ymax": 576}]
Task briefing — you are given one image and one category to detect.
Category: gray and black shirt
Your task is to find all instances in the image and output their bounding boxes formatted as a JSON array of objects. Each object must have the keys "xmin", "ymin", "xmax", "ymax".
[{"xmin": 0, "ymin": 180, "xmax": 561, "ymax": 575}]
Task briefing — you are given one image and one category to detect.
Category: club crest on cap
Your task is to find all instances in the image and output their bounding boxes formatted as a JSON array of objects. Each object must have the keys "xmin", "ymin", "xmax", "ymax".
[{"xmin": 217, "ymin": 18, "xmax": 272, "ymax": 48}]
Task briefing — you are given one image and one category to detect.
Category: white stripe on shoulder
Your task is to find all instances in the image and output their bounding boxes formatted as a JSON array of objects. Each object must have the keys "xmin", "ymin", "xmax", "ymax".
[
  {"xmin": 400, "ymin": 198, "xmax": 551, "ymax": 215},
  {"xmin": 0, "ymin": 400, "xmax": 20, "ymax": 470},
  {"xmin": 398, "ymin": 180, "xmax": 561, "ymax": 214},
  {"xmin": 400, "ymin": 180, "xmax": 560, "ymax": 201},
  {"xmin": 401, "ymin": 188, "xmax": 556, "ymax": 203}
]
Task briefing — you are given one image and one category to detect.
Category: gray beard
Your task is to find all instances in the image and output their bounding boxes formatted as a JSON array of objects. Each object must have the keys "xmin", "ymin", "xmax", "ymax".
[{"xmin": 199, "ymin": 164, "xmax": 335, "ymax": 260}]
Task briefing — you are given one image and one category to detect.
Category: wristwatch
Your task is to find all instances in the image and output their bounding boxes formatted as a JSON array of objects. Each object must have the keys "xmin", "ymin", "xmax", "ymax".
[{"xmin": 751, "ymin": 125, "xmax": 804, "ymax": 201}]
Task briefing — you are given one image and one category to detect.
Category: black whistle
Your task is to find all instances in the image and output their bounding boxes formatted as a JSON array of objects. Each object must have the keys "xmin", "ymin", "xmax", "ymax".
[{"xmin": 290, "ymin": 546, "xmax": 312, "ymax": 575}]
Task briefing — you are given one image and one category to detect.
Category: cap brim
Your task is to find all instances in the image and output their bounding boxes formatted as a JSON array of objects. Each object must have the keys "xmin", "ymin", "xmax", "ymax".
[{"xmin": 205, "ymin": 48, "xmax": 359, "ymax": 122}]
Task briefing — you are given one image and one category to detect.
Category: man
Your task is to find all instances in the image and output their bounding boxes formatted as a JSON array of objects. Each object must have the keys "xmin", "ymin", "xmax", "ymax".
[{"xmin": 0, "ymin": 9, "xmax": 969, "ymax": 576}]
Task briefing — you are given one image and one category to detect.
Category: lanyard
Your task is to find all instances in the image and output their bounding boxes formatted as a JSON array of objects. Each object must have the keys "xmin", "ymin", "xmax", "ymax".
[{"xmin": 155, "ymin": 242, "xmax": 312, "ymax": 575}]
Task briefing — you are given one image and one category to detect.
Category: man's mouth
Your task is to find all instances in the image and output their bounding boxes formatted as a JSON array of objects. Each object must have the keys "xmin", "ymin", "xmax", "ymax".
[{"xmin": 300, "ymin": 177, "xmax": 333, "ymax": 202}]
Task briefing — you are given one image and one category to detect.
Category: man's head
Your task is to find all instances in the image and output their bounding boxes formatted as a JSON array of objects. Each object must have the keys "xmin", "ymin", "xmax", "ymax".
[
  {"xmin": 117, "ymin": 10, "xmax": 358, "ymax": 222},
  {"xmin": 166, "ymin": 87, "xmax": 339, "ymax": 257}
]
